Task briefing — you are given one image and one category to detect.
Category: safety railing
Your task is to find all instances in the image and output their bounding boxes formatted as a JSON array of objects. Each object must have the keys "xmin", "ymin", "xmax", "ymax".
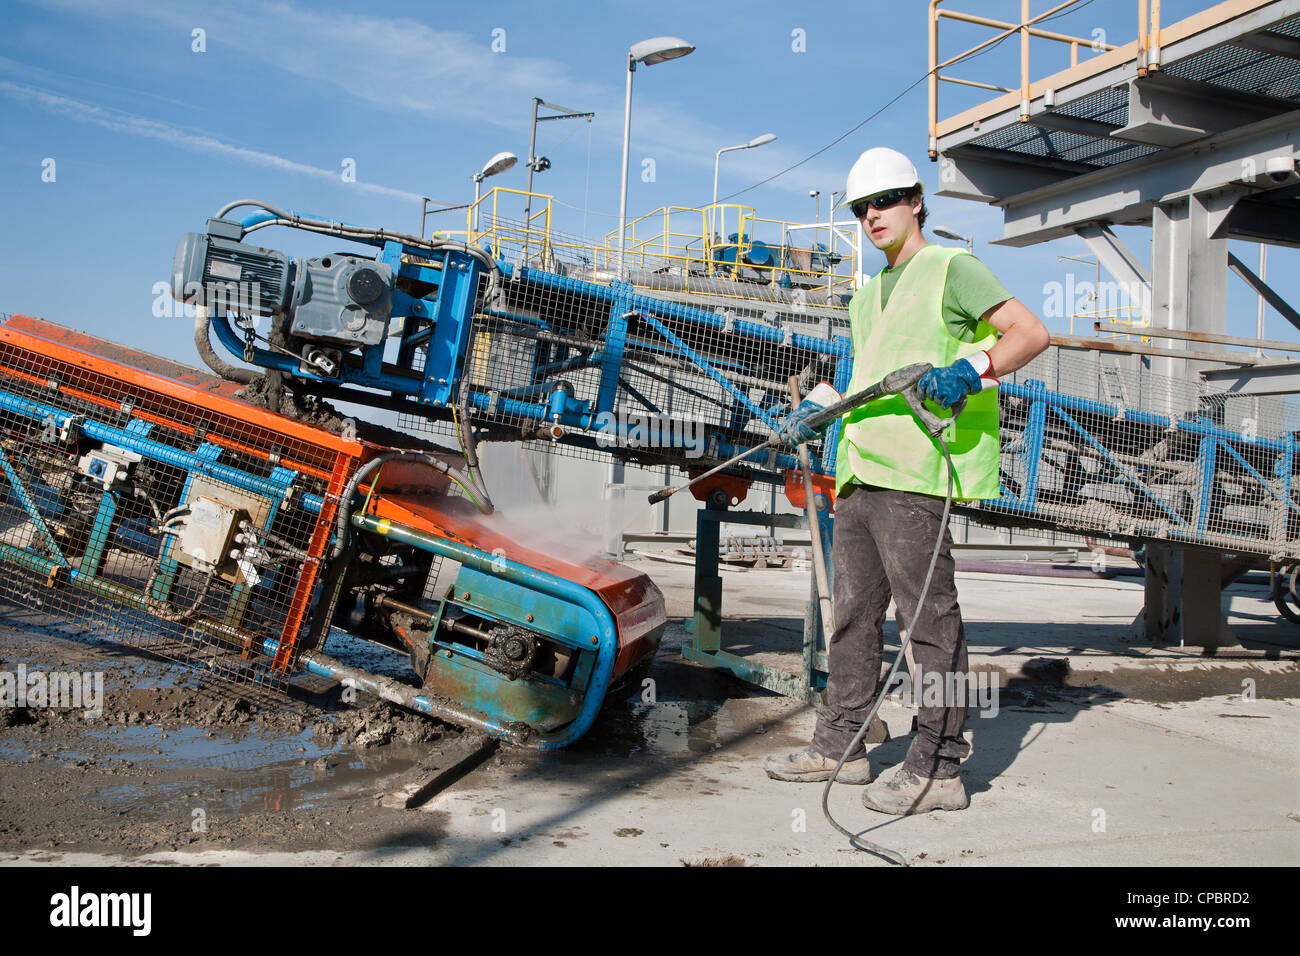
[
  {"xmin": 601, "ymin": 202, "xmax": 858, "ymax": 300},
  {"xmin": 1071, "ymin": 305, "xmax": 1148, "ymax": 338},
  {"xmin": 465, "ymin": 186, "xmax": 555, "ymax": 268},
  {"xmin": 927, "ymin": 0, "xmax": 1145, "ymax": 157},
  {"xmin": 459, "ymin": 187, "xmax": 858, "ymax": 304}
]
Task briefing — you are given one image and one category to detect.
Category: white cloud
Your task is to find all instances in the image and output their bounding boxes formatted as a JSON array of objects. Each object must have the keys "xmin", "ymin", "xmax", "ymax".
[
  {"xmin": 22, "ymin": 0, "xmax": 847, "ymax": 203},
  {"xmin": 0, "ymin": 80, "xmax": 425, "ymax": 202}
]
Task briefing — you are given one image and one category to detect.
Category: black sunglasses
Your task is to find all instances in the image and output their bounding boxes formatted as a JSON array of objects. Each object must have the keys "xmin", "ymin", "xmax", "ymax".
[{"xmin": 849, "ymin": 189, "xmax": 912, "ymax": 218}]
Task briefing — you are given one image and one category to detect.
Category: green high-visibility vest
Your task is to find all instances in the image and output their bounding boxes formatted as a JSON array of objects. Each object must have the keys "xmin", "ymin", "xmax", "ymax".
[{"xmin": 835, "ymin": 244, "xmax": 1001, "ymax": 501}]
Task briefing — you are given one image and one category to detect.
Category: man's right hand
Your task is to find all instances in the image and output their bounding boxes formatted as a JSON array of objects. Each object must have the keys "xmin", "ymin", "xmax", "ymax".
[
  {"xmin": 777, "ymin": 383, "xmax": 842, "ymax": 446},
  {"xmin": 779, "ymin": 399, "xmax": 829, "ymax": 446}
]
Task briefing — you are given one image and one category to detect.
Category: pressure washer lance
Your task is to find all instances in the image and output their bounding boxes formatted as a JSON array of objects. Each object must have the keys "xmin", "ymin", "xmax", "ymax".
[{"xmin": 646, "ymin": 362, "xmax": 936, "ymax": 507}]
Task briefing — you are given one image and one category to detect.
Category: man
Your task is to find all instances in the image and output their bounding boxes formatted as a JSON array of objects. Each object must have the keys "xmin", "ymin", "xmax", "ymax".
[{"xmin": 764, "ymin": 147, "xmax": 1050, "ymax": 814}]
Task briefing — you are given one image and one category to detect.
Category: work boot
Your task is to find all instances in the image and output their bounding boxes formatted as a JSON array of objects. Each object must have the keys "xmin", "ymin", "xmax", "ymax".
[
  {"xmin": 763, "ymin": 747, "xmax": 873, "ymax": 784},
  {"xmin": 861, "ymin": 765, "xmax": 968, "ymax": 814}
]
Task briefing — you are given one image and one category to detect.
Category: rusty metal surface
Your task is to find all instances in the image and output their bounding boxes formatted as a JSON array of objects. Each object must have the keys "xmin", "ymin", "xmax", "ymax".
[
  {"xmin": 3, "ymin": 315, "xmax": 248, "ymax": 397},
  {"xmin": 367, "ymin": 491, "xmax": 665, "ymax": 674}
]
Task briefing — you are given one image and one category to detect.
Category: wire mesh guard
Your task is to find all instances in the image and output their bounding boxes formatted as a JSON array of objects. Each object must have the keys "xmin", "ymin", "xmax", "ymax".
[
  {"xmin": 0, "ymin": 328, "xmax": 358, "ymax": 690},
  {"xmin": 404, "ymin": 219, "xmax": 1300, "ymax": 561},
  {"xmin": 980, "ymin": 350, "xmax": 1300, "ymax": 560},
  {"xmin": 402, "ymin": 219, "xmax": 852, "ymax": 482}
]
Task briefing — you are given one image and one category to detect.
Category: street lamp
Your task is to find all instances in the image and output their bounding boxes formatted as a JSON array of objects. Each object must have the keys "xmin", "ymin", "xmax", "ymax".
[
  {"xmin": 932, "ymin": 225, "xmax": 973, "ymax": 253},
  {"xmin": 809, "ymin": 189, "xmax": 820, "ymax": 226},
  {"xmin": 710, "ymin": 133, "xmax": 776, "ymax": 239},
  {"xmin": 472, "ymin": 151, "xmax": 518, "ymax": 232},
  {"xmin": 617, "ymin": 36, "xmax": 695, "ymax": 280}
]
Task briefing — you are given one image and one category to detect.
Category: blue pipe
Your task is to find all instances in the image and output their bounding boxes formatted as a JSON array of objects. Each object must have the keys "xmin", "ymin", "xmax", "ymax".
[
  {"xmin": 348, "ymin": 512, "xmax": 618, "ymax": 750},
  {"xmin": 0, "ymin": 387, "xmax": 294, "ymax": 501},
  {"xmin": 502, "ymin": 264, "xmax": 850, "ymax": 359},
  {"xmin": 1002, "ymin": 380, "xmax": 1290, "ymax": 453}
]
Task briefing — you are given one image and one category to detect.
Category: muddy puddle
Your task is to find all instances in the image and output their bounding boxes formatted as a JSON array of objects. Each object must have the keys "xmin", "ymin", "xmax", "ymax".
[
  {"xmin": 0, "ymin": 603, "xmax": 470, "ymax": 856},
  {"xmin": 1, "ymin": 721, "xmax": 428, "ymax": 818},
  {"xmin": 591, "ymin": 700, "xmax": 740, "ymax": 756}
]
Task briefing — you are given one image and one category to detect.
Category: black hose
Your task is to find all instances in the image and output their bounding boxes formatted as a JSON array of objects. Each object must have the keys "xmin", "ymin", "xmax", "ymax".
[
  {"xmin": 193, "ymin": 307, "xmax": 259, "ymax": 385},
  {"xmin": 216, "ymin": 200, "xmax": 501, "ymax": 276},
  {"xmin": 331, "ymin": 452, "xmax": 482, "ymax": 560},
  {"xmin": 142, "ymin": 566, "xmax": 215, "ymax": 623},
  {"xmin": 457, "ymin": 385, "xmax": 495, "ymax": 514}
]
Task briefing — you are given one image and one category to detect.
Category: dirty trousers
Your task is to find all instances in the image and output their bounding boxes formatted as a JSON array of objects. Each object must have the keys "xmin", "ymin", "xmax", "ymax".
[{"xmin": 811, "ymin": 482, "xmax": 971, "ymax": 778}]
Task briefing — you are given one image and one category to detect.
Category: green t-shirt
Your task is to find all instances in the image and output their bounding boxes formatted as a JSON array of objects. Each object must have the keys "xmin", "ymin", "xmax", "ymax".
[{"xmin": 877, "ymin": 247, "xmax": 1012, "ymax": 343}]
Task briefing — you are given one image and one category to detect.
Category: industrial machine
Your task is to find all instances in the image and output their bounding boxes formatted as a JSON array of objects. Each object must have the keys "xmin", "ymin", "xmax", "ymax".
[
  {"xmin": 0, "ymin": 312, "xmax": 664, "ymax": 748},
  {"xmin": 4, "ymin": 159, "xmax": 1296, "ymax": 743}
]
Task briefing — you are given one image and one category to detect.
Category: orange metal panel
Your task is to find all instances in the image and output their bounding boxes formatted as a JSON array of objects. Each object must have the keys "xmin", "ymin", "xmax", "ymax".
[
  {"xmin": 367, "ymin": 492, "xmax": 664, "ymax": 672},
  {"xmin": 784, "ymin": 468, "xmax": 837, "ymax": 512},
  {"xmin": 0, "ymin": 316, "xmax": 364, "ymax": 458},
  {"xmin": 273, "ymin": 451, "xmax": 351, "ymax": 670}
]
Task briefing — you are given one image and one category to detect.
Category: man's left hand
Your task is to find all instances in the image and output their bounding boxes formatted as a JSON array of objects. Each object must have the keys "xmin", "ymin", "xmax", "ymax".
[{"xmin": 918, "ymin": 352, "xmax": 996, "ymax": 410}]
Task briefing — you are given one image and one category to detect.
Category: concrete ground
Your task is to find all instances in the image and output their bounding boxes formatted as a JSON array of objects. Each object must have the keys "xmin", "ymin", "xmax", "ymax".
[{"xmin": 3, "ymin": 554, "xmax": 1299, "ymax": 866}]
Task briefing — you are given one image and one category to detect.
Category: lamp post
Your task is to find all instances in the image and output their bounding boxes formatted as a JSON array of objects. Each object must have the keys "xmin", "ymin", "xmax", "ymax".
[
  {"xmin": 1057, "ymin": 254, "xmax": 1099, "ymax": 335},
  {"xmin": 710, "ymin": 133, "xmax": 776, "ymax": 239},
  {"xmin": 522, "ymin": 98, "xmax": 595, "ymax": 233},
  {"xmin": 932, "ymin": 225, "xmax": 973, "ymax": 253},
  {"xmin": 827, "ymin": 189, "xmax": 843, "ymax": 298},
  {"xmin": 471, "ymin": 151, "xmax": 517, "ymax": 233},
  {"xmin": 617, "ymin": 36, "xmax": 695, "ymax": 280}
]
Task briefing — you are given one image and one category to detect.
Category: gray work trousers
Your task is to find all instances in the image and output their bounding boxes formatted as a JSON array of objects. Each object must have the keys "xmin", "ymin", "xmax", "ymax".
[{"xmin": 811, "ymin": 482, "xmax": 971, "ymax": 778}]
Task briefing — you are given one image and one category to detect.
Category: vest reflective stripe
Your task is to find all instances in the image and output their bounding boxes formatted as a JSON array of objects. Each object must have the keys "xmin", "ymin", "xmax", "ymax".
[{"xmin": 835, "ymin": 245, "xmax": 1000, "ymax": 501}]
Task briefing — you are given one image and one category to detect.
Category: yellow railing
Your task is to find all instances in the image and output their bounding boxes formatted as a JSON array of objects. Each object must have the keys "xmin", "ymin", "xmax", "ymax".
[
  {"xmin": 455, "ymin": 187, "xmax": 857, "ymax": 304},
  {"xmin": 1071, "ymin": 305, "xmax": 1148, "ymax": 339},
  {"xmin": 463, "ymin": 186, "xmax": 554, "ymax": 267},
  {"xmin": 601, "ymin": 202, "xmax": 858, "ymax": 299},
  {"xmin": 928, "ymin": 0, "xmax": 1138, "ymax": 157}
]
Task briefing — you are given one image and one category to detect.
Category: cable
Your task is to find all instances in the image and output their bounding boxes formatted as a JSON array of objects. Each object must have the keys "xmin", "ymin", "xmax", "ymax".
[
  {"xmin": 331, "ymin": 451, "xmax": 488, "ymax": 561},
  {"xmin": 711, "ymin": 1, "xmax": 1099, "ymax": 208},
  {"xmin": 714, "ymin": 75, "xmax": 931, "ymax": 208},
  {"xmin": 194, "ymin": 306, "xmax": 259, "ymax": 385},
  {"xmin": 818, "ymin": 438, "xmax": 957, "ymax": 867},
  {"xmin": 142, "ymin": 565, "xmax": 216, "ymax": 623},
  {"xmin": 218, "ymin": 200, "xmax": 502, "ymax": 279},
  {"xmin": 549, "ymin": 196, "xmax": 623, "ymax": 220},
  {"xmin": 449, "ymin": 397, "xmax": 495, "ymax": 512}
]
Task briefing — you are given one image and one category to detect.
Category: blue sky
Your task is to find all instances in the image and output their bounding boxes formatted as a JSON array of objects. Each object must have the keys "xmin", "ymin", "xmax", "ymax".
[{"xmin": 0, "ymin": 0, "xmax": 1295, "ymax": 366}]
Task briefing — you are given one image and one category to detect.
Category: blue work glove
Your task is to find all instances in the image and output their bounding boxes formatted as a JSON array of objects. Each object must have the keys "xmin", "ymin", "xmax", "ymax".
[
  {"xmin": 918, "ymin": 352, "xmax": 996, "ymax": 409},
  {"xmin": 780, "ymin": 399, "xmax": 829, "ymax": 446},
  {"xmin": 778, "ymin": 383, "xmax": 842, "ymax": 446}
]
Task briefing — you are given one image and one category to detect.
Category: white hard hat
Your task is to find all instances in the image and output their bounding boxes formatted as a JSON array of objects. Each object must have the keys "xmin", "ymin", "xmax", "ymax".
[{"xmin": 841, "ymin": 148, "xmax": 923, "ymax": 207}]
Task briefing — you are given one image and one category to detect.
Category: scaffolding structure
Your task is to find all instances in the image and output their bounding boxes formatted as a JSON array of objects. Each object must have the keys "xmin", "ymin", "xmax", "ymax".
[{"xmin": 929, "ymin": 0, "xmax": 1300, "ymax": 645}]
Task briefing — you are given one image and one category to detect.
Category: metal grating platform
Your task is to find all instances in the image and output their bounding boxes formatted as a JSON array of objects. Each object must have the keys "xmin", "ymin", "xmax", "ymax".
[{"xmin": 931, "ymin": 0, "xmax": 1300, "ymax": 247}]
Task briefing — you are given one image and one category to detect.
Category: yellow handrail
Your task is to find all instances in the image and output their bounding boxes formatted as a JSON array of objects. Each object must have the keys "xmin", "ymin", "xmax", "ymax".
[
  {"xmin": 928, "ymin": 0, "xmax": 1121, "ymax": 157},
  {"xmin": 466, "ymin": 187, "xmax": 857, "ymax": 303}
]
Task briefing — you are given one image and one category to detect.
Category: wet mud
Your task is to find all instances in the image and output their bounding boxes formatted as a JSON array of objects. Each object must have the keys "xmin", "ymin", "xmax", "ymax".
[{"xmin": 0, "ymin": 607, "xmax": 466, "ymax": 857}]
